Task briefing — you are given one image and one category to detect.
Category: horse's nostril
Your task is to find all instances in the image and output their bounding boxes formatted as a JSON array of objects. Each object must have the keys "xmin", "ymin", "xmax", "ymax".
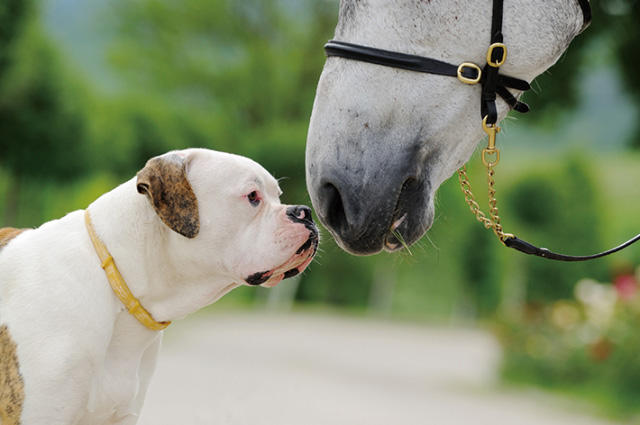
[
  {"xmin": 320, "ymin": 182, "xmax": 346, "ymax": 231},
  {"xmin": 401, "ymin": 176, "xmax": 420, "ymax": 192}
]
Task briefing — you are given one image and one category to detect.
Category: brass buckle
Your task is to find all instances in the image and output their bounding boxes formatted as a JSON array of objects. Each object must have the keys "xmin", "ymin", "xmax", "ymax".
[
  {"xmin": 457, "ymin": 62, "xmax": 482, "ymax": 85},
  {"xmin": 481, "ymin": 116, "xmax": 501, "ymax": 166},
  {"xmin": 482, "ymin": 116, "xmax": 500, "ymax": 150},
  {"xmin": 486, "ymin": 43, "xmax": 507, "ymax": 67},
  {"xmin": 482, "ymin": 148, "xmax": 500, "ymax": 167}
]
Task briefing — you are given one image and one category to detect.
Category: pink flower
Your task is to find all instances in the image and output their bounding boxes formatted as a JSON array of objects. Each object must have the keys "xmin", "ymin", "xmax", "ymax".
[{"xmin": 613, "ymin": 274, "xmax": 637, "ymax": 301}]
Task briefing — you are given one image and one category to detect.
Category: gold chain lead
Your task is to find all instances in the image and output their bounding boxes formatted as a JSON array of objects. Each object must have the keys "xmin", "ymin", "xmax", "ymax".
[
  {"xmin": 458, "ymin": 122, "xmax": 514, "ymax": 244},
  {"xmin": 458, "ymin": 43, "xmax": 514, "ymax": 244}
]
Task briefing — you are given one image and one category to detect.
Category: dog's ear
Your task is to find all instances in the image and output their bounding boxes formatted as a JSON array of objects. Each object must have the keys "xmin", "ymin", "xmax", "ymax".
[{"xmin": 136, "ymin": 153, "xmax": 199, "ymax": 238}]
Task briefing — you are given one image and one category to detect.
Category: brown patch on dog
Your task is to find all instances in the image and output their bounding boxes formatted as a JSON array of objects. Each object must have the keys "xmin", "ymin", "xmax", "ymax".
[
  {"xmin": 0, "ymin": 324, "xmax": 25, "ymax": 425},
  {"xmin": 136, "ymin": 154, "xmax": 199, "ymax": 238},
  {"xmin": 0, "ymin": 228, "xmax": 25, "ymax": 252}
]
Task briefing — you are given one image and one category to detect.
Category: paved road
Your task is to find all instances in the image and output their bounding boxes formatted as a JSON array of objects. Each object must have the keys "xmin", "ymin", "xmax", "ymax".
[{"xmin": 138, "ymin": 311, "xmax": 617, "ymax": 425}]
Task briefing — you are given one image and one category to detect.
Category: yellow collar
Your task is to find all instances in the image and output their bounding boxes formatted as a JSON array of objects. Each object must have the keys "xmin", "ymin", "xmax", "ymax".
[{"xmin": 84, "ymin": 210, "xmax": 171, "ymax": 331}]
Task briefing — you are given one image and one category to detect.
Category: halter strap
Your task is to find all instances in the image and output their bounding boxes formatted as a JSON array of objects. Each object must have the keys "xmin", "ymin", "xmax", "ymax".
[
  {"xmin": 577, "ymin": 0, "xmax": 592, "ymax": 33},
  {"xmin": 482, "ymin": 0, "xmax": 506, "ymax": 125},
  {"xmin": 324, "ymin": 39, "xmax": 531, "ymax": 122},
  {"xmin": 324, "ymin": 0, "xmax": 591, "ymax": 120},
  {"xmin": 324, "ymin": 0, "xmax": 536, "ymax": 123}
]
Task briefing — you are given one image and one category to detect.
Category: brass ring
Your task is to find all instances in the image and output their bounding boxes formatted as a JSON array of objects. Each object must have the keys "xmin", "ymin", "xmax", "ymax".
[
  {"xmin": 486, "ymin": 43, "xmax": 507, "ymax": 67},
  {"xmin": 457, "ymin": 62, "xmax": 482, "ymax": 85}
]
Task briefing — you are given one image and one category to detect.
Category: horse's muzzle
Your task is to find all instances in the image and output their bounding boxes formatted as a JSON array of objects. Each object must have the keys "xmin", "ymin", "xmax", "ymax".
[{"xmin": 312, "ymin": 169, "xmax": 433, "ymax": 255}]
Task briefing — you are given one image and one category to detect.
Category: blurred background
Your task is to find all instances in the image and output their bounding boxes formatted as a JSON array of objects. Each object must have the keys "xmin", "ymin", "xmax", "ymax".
[{"xmin": 1, "ymin": 0, "xmax": 639, "ymax": 421}]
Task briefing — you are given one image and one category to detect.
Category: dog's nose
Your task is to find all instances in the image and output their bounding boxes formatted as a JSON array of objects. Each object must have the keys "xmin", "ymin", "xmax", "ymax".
[{"xmin": 286, "ymin": 205, "xmax": 313, "ymax": 224}]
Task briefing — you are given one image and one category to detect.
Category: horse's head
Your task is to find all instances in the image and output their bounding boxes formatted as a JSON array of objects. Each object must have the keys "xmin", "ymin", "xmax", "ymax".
[{"xmin": 306, "ymin": 0, "xmax": 589, "ymax": 255}]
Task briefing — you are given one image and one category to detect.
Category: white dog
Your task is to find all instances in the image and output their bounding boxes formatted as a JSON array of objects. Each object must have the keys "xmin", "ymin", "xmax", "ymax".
[{"xmin": 0, "ymin": 148, "xmax": 318, "ymax": 424}]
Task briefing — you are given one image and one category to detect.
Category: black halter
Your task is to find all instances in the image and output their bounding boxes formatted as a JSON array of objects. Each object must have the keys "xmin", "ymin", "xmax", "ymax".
[
  {"xmin": 325, "ymin": 39, "xmax": 531, "ymax": 126},
  {"xmin": 325, "ymin": 0, "xmax": 591, "ymax": 125},
  {"xmin": 322, "ymin": 0, "xmax": 640, "ymax": 262}
]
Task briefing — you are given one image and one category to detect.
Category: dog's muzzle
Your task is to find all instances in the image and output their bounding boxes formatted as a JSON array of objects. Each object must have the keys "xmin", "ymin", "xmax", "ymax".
[{"xmin": 245, "ymin": 205, "xmax": 319, "ymax": 287}]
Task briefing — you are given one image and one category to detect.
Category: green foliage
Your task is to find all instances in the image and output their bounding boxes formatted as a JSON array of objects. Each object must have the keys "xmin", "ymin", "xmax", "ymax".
[
  {"xmin": 498, "ymin": 274, "xmax": 640, "ymax": 419},
  {"xmin": 0, "ymin": 21, "xmax": 91, "ymax": 181},
  {"xmin": 521, "ymin": 0, "xmax": 640, "ymax": 147},
  {"xmin": 1, "ymin": 0, "xmax": 337, "ymax": 226},
  {"xmin": 104, "ymin": 0, "xmax": 337, "ymax": 201},
  {"xmin": 461, "ymin": 222, "xmax": 502, "ymax": 318},
  {"xmin": 593, "ymin": 0, "xmax": 640, "ymax": 98},
  {"xmin": 297, "ymin": 241, "xmax": 375, "ymax": 307},
  {"xmin": 602, "ymin": 0, "xmax": 640, "ymax": 149},
  {"xmin": 505, "ymin": 154, "xmax": 608, "ymax": 303},
  {"xmin": 0, "ymin": 0, "xmax": 32, "ymax": 81},
  {"xmin": 0, "ymin": 5, "xmax": 97, "ymax": 225}
]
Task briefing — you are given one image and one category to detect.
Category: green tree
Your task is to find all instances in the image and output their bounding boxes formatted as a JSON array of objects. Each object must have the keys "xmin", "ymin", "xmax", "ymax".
[
  {"xmin": 506, "ymin": 154, "xmax": 608, "ymax": 304},
  {"xmin": 0, "ymin": 0, "xmax": 31, "ymax": 81},
  {"xmin": 0, "ymin": 12, "xmax": 92, "ymax": 225},
  {"xmin": 523, "ymin": 0, "xmax": 640, "ymax": 146},
  {"xmin": 108, "ymin": 0, "xmax": 336, "ymax": 191},
  {"xmin": 461, "ymin": 222, "xmax": 502, "ymax": 318}
]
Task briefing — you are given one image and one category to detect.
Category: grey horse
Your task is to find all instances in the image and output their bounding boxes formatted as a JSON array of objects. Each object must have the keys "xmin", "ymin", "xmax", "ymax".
[{"xmin": 306, "ymin": 0, "xmax": 590, "ymax": 255}]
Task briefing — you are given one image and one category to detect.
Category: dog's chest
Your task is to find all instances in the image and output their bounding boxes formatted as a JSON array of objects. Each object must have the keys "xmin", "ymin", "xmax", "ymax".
[
  {"xmin": 82, "ymin": 372, "xmax": 142, "ymax": 423},
  {"xmin": 81, "ymin": 320, "xmax": 163, "ymax": 423}
]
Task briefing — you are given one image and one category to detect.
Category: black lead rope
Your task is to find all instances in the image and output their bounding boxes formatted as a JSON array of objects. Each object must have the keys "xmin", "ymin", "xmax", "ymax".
[
  {"xmin": 324, "ymin": 0, "xmax": 640, "ymax": 262},
  {"xmin": 504, "ymin": 234, "xmax": 640, "ymax": 262}
]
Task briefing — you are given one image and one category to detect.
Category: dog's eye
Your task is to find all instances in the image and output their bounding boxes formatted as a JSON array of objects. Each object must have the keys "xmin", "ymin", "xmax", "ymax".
[{"xmin": 247, "ymin": 191, "xmax": 260, "ymax": 206}]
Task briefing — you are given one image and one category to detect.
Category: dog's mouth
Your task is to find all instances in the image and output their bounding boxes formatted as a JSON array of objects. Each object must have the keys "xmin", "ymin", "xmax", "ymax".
[{"xmin": 244, "ymin": 231, "xmax": 319, "ymax": 288}]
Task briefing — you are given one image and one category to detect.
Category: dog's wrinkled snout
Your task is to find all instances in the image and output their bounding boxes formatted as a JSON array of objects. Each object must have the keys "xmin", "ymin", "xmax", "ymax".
[
  {"xmin": 244, "ymin": 205, "xmax": 319, "ymax": 288},
  {"xmin": 287, "ymin": 205, "xmax": 319, "ymax": 257},
  {"xmin": 286, "ymin": 204, "xmax": 319, "ymax": 252},
  {"xmin": 286, "ymin": 205, "xmax": 313, "ymax": 224}
]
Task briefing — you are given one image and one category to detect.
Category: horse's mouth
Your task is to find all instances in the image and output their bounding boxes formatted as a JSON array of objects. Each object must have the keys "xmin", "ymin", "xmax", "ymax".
[
  {"xmin": 382, "ymin": 177, "xmax": 434, "ymax": 252},
  {"xmin": 324, "ymin": 200, "xmax": 433, "ymax": 255},
  {"xmin": 369, "ymin": 178, "xmax": 436, "ymax": 254},
  {"xmin": 384, "ymin": 214, "xmax": 408, "ymax": 252},
  {"xmin": 383, "ymin": 208, "xmax": 433, "ymax": 253}
]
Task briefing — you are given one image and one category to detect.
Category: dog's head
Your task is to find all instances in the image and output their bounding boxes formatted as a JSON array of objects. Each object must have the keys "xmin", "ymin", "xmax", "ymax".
[{"xmin": 136, "ymin": 148, "xmax": 318, "ymax": 287}]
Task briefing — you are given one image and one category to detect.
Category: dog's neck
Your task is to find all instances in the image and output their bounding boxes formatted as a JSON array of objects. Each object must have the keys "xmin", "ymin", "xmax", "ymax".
[
  {"xmin": 87, "ymin": 178, "xmax": 240, "ymax": 324},
  {"xmin": 85, "ymin": 209, "xmax": 171, "ymax": 330}
]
